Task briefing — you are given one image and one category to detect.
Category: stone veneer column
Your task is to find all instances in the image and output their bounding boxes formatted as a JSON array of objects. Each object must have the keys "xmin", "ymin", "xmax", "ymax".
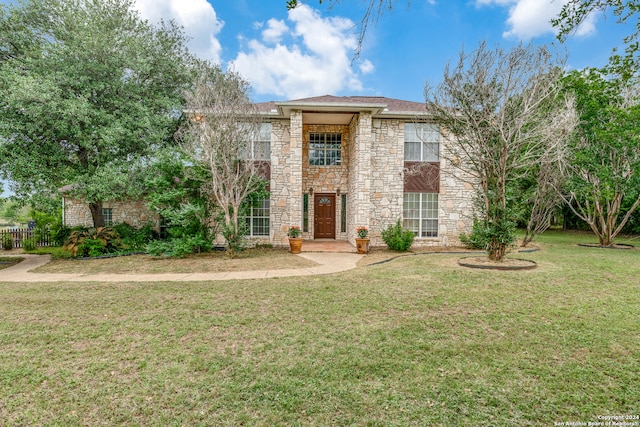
[
  {"xmin": 369, "ymin": 119, "xmax": 404, "ymax": 246},
  {"xmin": 271, "ymin": 111, "xmax": 303, "ymax": 246},
  {"xmin": 436, "ymin": 133, "xmax": 475, "ymax": 247},
  {"xmin": 348, "ymin": 112, "xmax": 373, "ymax": 245}
]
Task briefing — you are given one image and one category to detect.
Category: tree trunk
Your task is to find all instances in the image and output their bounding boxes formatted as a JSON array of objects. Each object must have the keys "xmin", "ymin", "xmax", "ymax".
[
  {"xmin": 88, "ymin": 201, "xmax": 105, "ymax": 228},
  {"xmin": 488, "ymin": 240, "xmax": 507, "ymax": 261}
]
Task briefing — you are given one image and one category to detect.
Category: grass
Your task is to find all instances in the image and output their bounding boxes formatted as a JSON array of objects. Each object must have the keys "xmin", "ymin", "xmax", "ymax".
[
  {"xmin": 0, "ymin": 256, "xmax": 21, "ymax": 270},
  {"xmin": 32, "ymin": 247, "xmax": 318, "ymax": 274},
  {"xmin": 0, "ymin": 230, "xmax": 639, "ymax": 426}
]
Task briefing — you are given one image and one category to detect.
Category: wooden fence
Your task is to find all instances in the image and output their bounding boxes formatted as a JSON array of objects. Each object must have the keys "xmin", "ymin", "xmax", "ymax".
[{"xmin": 0, "ymin": 228, "xmax": 51, "ymax": 249}]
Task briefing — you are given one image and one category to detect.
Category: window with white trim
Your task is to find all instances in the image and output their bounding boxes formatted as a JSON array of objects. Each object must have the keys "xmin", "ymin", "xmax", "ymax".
[
  {"xmin": 248, "ymin": 123, "xmax": 271, "ymax": 160},
  {"xmin": 404, "ymin": 123, "xmax": 439, "ymax": 162},
  {"xmin": 102, "ymin": 208, "xmax": 113, "ymax": 226},
  {"xmin": 245, "ymin": 197, "xmax": 270, "ymax": 237},
  {"xmin": 403, "ymin": 193, "xmax": 438, "ymax": 237},
  {"xmin": 309, "ymin": 133, "xmax": 341, "ymax": 166}
]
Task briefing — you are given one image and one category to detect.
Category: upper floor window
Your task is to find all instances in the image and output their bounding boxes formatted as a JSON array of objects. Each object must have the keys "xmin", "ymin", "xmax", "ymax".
[
  {"xmin": 310, "ymin": 133, "xmax": 342, "ymax": 166},
  {"xmin": 404, "ymin": 123, "xmax": 439, "ymax": 162},
  {"xmin": 249, "ymin": 123, "xmax": 271, "ymax": 160}
]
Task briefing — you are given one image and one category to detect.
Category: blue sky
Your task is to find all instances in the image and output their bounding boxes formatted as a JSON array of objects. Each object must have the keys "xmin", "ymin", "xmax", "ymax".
[
  {"xmin": 0, "ymin": 0, "xmax": 634, "ymax": 196},
  {"xmin": 0, "ymin": 0, "xmax": 632, "ymax": 103},
  {"xmin": 0, "ymin": 0, "xmax": 632, "ymax": 102},
  {"xmin": 137, "ymin": 0, "xmax": 631, "ymax": 103}
]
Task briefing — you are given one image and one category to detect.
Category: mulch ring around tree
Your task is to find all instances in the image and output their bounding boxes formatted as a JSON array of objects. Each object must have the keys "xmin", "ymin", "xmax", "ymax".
[
  {"xmin": 577, "ymin": 243, "xmax": 636, "ymax": 250},
  {"xmin": 458, "ymin": 256, "xmax": 538, "ymax": 271}
]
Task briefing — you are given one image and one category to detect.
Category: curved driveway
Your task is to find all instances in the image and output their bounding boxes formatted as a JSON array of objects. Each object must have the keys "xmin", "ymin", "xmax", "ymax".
[{"xmin": 0, "ymin": 253, "xmax": 363, "ymax": 283}]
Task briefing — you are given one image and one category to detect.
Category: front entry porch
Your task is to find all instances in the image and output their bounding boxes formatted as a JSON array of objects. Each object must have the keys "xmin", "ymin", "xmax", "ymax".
[{"xmin": 299, "ymin": 239, "xmax": 356, "ymax": 253}]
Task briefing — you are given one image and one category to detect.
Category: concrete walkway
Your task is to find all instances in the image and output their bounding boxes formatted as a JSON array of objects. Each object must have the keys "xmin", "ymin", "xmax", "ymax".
[{"xmin": 0, "ymin": 252, "xmax": 363, "ymax": 283}]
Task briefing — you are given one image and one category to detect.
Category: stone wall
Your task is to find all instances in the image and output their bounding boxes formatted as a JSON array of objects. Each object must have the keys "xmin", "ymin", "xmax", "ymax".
[
  {"xmin": 435, "ymin": 131, "xmax": 476, "ymax": 247},
  {"xmin": 265, "ymin": 114, "xmax": 474, "ymax": 248},
  {"xmin": 63, "ymin": 198, "xmax": 159, "ymax": 229},
  {"xmin": 357, "ymin": 118, "xmax": 475, "ymax": 248},
  {"xmin": 302, "ymin": 124, "xmax": 350, "ymax": 241},
  {"xmin": 269, "ymin": 114, "xmax": 303, "ymax": 246},
  {"xmin": 368, "ymin": 118, "xmax": 405, "ymax": 246},
  {"xmin": 348, "ymin": 113, "xmax": 374, "ymax": 245}
]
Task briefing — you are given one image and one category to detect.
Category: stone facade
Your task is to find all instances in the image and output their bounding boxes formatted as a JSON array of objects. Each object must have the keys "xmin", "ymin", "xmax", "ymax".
[
  {"xmin": 302, "ymin": 123, "xmax": 351, "ymax": 241},
  {"xmin": 262, "ymin": 96, "xmax": 476, "ymax": 248},
  {"xmin": 61, "ymin": 96, "xmax": 475, "ymax": 249},
  {"xmin": 368, "ymin": 118, "xmax": 405, "ymax": 245},
  {"xmin": 63, "ymin": 198, "xmax": 159, "ymax": 229},
  {"xmin": 436, "ymin": 137, "xmax": 476, "ymax": 247},
  {"xmin": 269, "ymin": 113, "xmax": 303, "ymax": 245}
]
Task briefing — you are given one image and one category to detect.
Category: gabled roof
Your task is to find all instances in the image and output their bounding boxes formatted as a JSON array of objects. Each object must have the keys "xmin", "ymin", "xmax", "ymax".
[{"xmin": 256, "ymin": 95, "xmax": 428, "ymax": 119}]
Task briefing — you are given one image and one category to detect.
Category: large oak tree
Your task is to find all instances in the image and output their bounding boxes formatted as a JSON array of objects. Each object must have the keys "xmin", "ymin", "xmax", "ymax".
[{"xmin": 0, "ymin": 0, "xmax": 195, "ymax": 227}]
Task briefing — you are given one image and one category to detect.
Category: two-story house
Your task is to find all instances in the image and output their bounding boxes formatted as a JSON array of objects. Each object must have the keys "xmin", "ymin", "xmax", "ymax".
[{"xmin": 62, "ymin": 95, "xmax": 475, "ymax": 248}]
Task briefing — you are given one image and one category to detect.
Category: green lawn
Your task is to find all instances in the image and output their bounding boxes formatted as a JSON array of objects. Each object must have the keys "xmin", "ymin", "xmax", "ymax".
[{"xmin": 1, "ymin": 231, "xmax": 639, "ymax": 426}]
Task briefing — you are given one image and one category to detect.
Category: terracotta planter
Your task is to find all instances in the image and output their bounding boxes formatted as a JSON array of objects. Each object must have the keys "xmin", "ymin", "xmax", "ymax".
[
  {"xmin": 288, "ymin": 237, "xmax": 303, "ymax": 254},
  {"xmin": 355, "ymin": 238, "xmax": 370, "ymax": 254}
]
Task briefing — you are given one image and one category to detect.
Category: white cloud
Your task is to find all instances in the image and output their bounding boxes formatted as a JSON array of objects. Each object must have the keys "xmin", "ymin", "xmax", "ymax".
[
  {"xmin": 231, "ymin": 4, "xmax": 373, "ymax": 100},
  {"xmin": 572, "ymin": 10, "xmax": 598, "ymax": 37},
  {"xmin": 476, "ymin": 0, "xmax": 597, "ymax": 40},
  {"xmin": 262, "ymin": 19, "xmax": 289, "ymax": 44},
  {"xmin": 133, "ymin": 0, "xmax": 224, "ymax": 64},
  {"xmin": 503, "ymin": 0, "xmax": 564, "ymax": 39},
  {"xmin": 359, "ymin": 59, "xmax": 375, "ymax": 75}
]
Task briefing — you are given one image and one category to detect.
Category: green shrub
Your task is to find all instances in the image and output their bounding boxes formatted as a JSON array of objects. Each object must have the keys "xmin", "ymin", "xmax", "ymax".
[
  {"xmin": 22, "ymin": 237, "xmax": 38, "ymax": 251},
  {"xmin": 221, "ymin": 221, "xmax": 247, "ymax": 257},
  {"xmin": 460, "ymin": 215, "xmax": 516, "ymax": 258},
  {"xmin": 112, "ymin": 222, "xmax": 136, "ymax": 239},
  {"xmin": 50, "ymin": 224, "xmax": 72, "ymax": 246},
  {"xmin": 2, "ymin": 233, "xmax": 13, "ymax": 250},
  {"xmin": 63, "ymin": 227, "xmax": 125, "ymax": 257},
  {"xmin": 381, "ymin": 220, "xmax": 414, "ymax": 252},
  {"xmin": 77, "ymin": 238, "xmax": 108, "ymax": 257},
  {"xmin": 146, "ymin": 240, "xmax": 173, "ymax": 257},
  {"xmin": 459, "ymin": 220, "xmax": 490, "ymax": 250},
  {"xmin": 28, "ymin": 246, "xmax": 73, "ymax": 259},
  {"xmin": 113, "ymin": 222, "xmax": 158, "ymax": 251},
  {"xmin": 146, "ymin": 235, "xmax": 212, "ymax": 258}
]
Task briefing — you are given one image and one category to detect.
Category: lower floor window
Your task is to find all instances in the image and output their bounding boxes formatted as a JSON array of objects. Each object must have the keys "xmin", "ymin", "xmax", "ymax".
[
  {"xmin": 303, "ymin": 194, "xmax": 309, "ymax": 232},
  {"xmin": 246, "ymin": 197, "xmax": 270, "ymax": 237},
  {"xmin": 102, "ymin": 208, "xmax": 113, "ymax": 226},
  {"xmin": 403, "ymin": 193, "xmax": 438, "ymax": 237},
  {"xmin": 341, "ymin": 194, "xmax": 347, "ymax": 233}
]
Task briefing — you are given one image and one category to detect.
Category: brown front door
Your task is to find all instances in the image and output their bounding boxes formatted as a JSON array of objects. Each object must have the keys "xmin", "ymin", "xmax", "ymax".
[{"xmin": 314, "ymin": 194, "xmax": 336, "ymax": 239}]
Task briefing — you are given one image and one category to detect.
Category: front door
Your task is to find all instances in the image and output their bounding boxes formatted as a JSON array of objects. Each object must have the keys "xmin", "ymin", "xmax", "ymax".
[{"xmin": 314, "ymin": 194, "xmax": 336, "ymax": 239}]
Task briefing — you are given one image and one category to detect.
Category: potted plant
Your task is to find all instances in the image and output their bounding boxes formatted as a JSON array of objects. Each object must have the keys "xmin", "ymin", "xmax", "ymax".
[
  {"xmin": 287, "ymin": 225, "xmax": 303, "ymax": 254},
  {"xmin": 355, "ymin": 226, "xmax": 370, "ymax": 254}
]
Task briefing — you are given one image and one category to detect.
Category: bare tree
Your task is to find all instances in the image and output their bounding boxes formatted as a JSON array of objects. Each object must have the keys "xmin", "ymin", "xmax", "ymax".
[
  {"xmin": 521, "ymin": 159, "xmax": 565, "ymax": 247},
  {"xmin": 425, "ymin": 42, "xmax": 578, "ymax": 261},
  {"xmin": 179, "ymin": 63, "xmax": 265, "ymax": 257}
]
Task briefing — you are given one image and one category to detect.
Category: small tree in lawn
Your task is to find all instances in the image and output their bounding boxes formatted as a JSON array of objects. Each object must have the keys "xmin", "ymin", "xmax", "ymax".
[
  {"xmin": 425, "ymin": 42, "xmax": 578, "ymax": 261},
  {"xmin": 560, "ymin": 69, "xmax": 640, "ymax": 246},
  {"xmin": 178, "ymin": 63, "xmax": 265, "ymax": 257},
  {"xmin": 519, "ymin": 158, "xmax": 566, "ymax": 247}
]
